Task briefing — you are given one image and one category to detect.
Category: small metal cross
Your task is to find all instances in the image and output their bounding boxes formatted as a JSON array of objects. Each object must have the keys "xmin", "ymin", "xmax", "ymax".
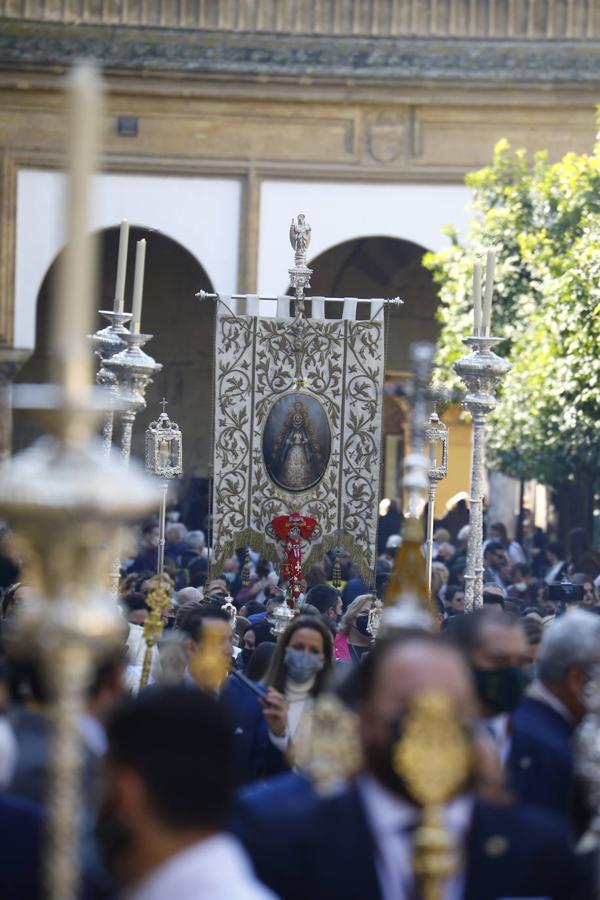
[{"xmin": 160, "ymin": 398, "xmax": 168, "ymax": 415}]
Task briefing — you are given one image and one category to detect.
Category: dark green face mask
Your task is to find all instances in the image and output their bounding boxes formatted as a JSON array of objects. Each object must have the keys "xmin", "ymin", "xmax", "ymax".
[{"xmin": 473, "ymin": 666, "xmax": 529, "ymax": 714}]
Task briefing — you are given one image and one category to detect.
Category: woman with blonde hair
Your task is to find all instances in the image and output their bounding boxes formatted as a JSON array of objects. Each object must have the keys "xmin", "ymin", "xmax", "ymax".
[
  {"xmin": 431, "ymin": 561, "xmax": 449, "ymax": 603},
  {"xmin": 334, "ymin": 593, "xmax": 374, "ymax": 665}
]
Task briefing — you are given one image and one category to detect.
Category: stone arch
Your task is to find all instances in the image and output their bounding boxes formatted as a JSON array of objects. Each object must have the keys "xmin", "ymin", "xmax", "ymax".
[
  {"xmin": 306, "ymin": 235, "xmax": 439, "ymax": 372},
  {"xmin": 15, "ymin": 168, "xmax": 242, "ymax": 350},
  {"xmin": 299, "ymin": 234, "xmax": 442, "ymax": 510},
  {"xmin": 15, "ymin": 227, "xmax": 215, "ymax": 520}
]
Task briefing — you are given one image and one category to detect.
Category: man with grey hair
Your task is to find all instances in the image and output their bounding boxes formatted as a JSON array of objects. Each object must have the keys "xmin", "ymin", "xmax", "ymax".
[
  {"xmin": 180, "ymin": 530, "xmax": 208, "ymax": 588},
  {"xmin": 174, "ymin": 586, "xmax": 203, "ymax": 608},
  {"xmin": 508, "ymin": 608, "xmax": 600, "ymax": 831}
]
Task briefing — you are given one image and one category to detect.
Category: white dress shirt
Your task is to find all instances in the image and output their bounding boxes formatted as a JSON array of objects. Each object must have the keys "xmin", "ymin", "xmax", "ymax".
[
  {"xmin": 124, "ymin": 833, "xmax": 277, "ymax": 900},
  {"xmin": 485, "ymin": 712, "xmax": 512, "ymax": 766},
  {"xmin": 357, "ymin": 774, "xmax": 473, "ymax": 900},
  {"xmin": 0, "ymin": 717, "xmax": 17, "ymax": 789},
  {"xmin": 79, "ymin": 713, "xmax": 108, "ymax": 758}
]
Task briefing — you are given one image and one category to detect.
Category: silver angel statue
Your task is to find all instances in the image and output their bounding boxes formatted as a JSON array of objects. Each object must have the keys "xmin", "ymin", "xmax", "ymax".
[{"xmin": 290, "ymin": 214, "xmax": 311, "ymax": 266}]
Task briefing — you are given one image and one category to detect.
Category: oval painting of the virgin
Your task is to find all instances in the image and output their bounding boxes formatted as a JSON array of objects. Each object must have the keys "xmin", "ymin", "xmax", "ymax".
[{"xmin": 263, "ymin": 393, "xmax": 331, "ymax": 493}]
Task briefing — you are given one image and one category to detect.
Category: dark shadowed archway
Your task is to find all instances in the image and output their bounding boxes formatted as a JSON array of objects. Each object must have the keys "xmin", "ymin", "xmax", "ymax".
[
  {"xmin": 306, "ymin": 235, "xmax": 439, "ymax": 373},
  {"xmin": 15, "ymin": 228, "xmax": 215, "ymax": 523},
  {"xmin": 300, "ymin": 235, "xmax": 440, "ymax": 507}
]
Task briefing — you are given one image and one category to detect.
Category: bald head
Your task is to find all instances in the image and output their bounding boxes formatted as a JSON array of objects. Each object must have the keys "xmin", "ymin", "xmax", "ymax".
[
  {"xmin": 358, "ymin": 636, "xmax": 478, "ymax": 796},
  {"xmin": 360, "ymin": 635, "xmax": 477, "ymax": 726}
]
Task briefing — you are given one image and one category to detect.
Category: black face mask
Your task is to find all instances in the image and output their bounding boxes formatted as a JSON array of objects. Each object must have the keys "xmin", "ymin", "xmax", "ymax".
[
  {"xmin": 472, "ymin": 666, "xmax": 528, "ymax": 714},
  {"xmin": 365, "ymin": 717, "xmax": 408, "ymax": 797},
  {"xmin": 355, "ymin": 614, "xmax": 371, "ymax": 637}
]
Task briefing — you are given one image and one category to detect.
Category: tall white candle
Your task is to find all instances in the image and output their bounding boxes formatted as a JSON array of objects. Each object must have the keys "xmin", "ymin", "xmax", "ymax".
[
  {"xmin": 114, "ymin": 218, "xmax": 129, "ymax": 313},
  {"xmin": 52, "ymin": 64, "xmax": 102, "ymax": 400},
  {"xmin": 131, "ymin": 238, "xmax": 146, "ymax": 334},
  {"xmin": 473, "ymin": 261, "xmax": 482, "ymax": 335},
  {"xmin": 483, "ymin": 249, "xmax": 496, "ymax": 336}
]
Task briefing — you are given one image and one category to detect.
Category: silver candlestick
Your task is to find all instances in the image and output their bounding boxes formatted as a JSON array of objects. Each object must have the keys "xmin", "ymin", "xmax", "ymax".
[
  {"xmin": 104, "ymin": 332, "xmax": 161, "ymax": 593},
  {"xmin": 454, "ymin": 336, "xmax": 511, "ymax": 611},
  {"xmin": 425, "ymin": 413, "xmax": 448, "ymax": 595},
  {"xmin": 105, "ymin": 331, "xmax": 162, "ymax": 469},
  {"xmin": 89, "ymin": 309, "xmax": 132, "ymax": 456}
]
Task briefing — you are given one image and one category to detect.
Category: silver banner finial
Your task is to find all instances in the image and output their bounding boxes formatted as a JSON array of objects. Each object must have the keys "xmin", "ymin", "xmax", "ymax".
[{"xmin": 288, "ymin": 213, "xmax": 313, "ymax": 317}]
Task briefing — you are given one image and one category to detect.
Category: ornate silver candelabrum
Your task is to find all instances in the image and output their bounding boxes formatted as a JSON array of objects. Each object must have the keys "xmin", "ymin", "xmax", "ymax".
[
  {"xmin": 424, "ymin": 412, "xmax": 448, "ymax": 595},
  {"xmin": 367, "ymin": 596, "xmax": 384, "ymax": 637},
  {"xmin": 454, "ymin": 336, "xmax": 511, "ymax": 611},
  {"xmin": 269, "ymin": 601, "xmax": 297, "ymax": 637},
  {"xmin": 104, "ymin": 332, "xmax": 161, "ymax": 593},
  {"xmin": 0, "ymin": 403, "xmax": 160, "ymax": 898},
  {"xmin": 89, "ymin": 309, "xmax": 132, "ymax": 455},
  {"xmin": 576, "ymin": 673, "xmax": 600, "ymax": 873},
  {"xmin": 105, "ymin": 331, "xmax": 162, "ymax": 469},
  {"xmin": 0, "ymin": 62, "xmax": 161, "ymax": 900},
  {"xmin": 145, "ymin": 400, "xmax": 183, "ymax": 579}
]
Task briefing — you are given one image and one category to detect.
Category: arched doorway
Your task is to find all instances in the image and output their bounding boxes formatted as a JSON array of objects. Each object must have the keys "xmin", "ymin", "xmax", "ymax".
[
  {"xmin": 300, "ymin": 235, "xmax": 466, "ymax": 512},
  {"xmin": 15, "ymin": 227, "xmax": 215, "ymax": 523},
  {"xmin": 307, "ymin": 235, "xmax": 439, "ymax": 372}
]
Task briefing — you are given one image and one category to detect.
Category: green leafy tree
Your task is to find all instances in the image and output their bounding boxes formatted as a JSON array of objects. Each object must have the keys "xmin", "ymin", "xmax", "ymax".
[{"xmin": 423, "ymin": 138, "xmax": 600, "ymax": 507}]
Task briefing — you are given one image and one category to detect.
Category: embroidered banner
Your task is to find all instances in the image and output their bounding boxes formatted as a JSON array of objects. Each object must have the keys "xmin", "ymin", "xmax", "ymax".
[{"xmin": 211, "ymin": 311, "xmax": 385, "ymax": 581}]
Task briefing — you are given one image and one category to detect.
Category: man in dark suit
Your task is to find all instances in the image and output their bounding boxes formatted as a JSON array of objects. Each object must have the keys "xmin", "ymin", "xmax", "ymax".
[
  {"xmin": 508, "ymin": 608, "xmax": 600, "ymax": 830},
  {"xmin": 236, "ymin": 634, "xmax": 592, "ymax": 900},
  {"xmin": 177, "ymin": 603, "xmax": 284, "ymax": 784},
  {"xmin": 0, "ymin": 793, "xmax": 43, "ymax": 900}
]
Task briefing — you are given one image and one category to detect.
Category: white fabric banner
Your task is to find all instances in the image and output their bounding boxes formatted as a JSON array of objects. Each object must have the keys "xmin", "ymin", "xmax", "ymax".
[{"xmin": 211, "ymin": 312, "xmax": 386, "ymax": 579}]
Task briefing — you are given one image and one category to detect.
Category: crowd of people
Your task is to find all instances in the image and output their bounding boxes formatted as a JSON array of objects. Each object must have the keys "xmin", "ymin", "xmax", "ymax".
[{"xmin": 0, "ymin": 509, "xmax": 599, "ymax": 898}]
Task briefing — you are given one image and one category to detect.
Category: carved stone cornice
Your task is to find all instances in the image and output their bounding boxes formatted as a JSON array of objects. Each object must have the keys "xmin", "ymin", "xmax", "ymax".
[
  {"xmin": 0, "ymin": 20, "xmax": 598, "ymax": 85},
  {"xmin": 1, "ymin": 0, "xmax": 599, "ymax": 41}
]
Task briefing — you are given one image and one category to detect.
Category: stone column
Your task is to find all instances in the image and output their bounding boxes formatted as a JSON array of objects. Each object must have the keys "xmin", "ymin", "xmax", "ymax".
[{"xmin": 0, "ymin": 347, "xmax": 31, "ymax": 461}]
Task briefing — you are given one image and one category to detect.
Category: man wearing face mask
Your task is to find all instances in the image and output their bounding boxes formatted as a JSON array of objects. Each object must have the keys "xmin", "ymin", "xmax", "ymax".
[
  {"xmin": 239, "ymin": 635, "xmax": 590, "ymax": 900},
  {"xmin": 221, "ymin": 557, "xmax": 242, "ymax": 599},
  {"xmin": 445, "ymin": 609, "xmax": 529, "ymax": 765},
  {"xmin": 508, "ymin": 609, "xmax": 600, "ymax": 831},
  {"xmin": 127, "ymin": 522, "xmax": 159, "ymax": 575},
  {"xmin": 304, "ymin": 584, "xmax": 342, "ymax": 634}
]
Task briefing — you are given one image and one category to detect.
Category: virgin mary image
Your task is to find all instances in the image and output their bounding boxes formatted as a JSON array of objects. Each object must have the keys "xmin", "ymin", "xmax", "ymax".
[{"xmin": 264, "ymin": 395, "xmax": 329, "ymax": 492}]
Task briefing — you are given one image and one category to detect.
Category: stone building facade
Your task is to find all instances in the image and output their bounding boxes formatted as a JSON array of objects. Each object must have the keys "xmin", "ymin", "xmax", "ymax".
[{"xmin": 0, "ymin": 1, "xmax": 598, "ymax": 524}]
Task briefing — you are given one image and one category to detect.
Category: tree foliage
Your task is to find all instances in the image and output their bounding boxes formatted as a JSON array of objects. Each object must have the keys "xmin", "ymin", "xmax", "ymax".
[{"xmin": 423, "ymin": 138, "xmax": 600, "ymax": 488}]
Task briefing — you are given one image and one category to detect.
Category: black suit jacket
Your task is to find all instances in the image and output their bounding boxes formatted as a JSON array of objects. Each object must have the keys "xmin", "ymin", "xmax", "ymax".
[
  {"xmin": 508, "ymin": 696, "xmax": 574, "ymax": 821},
  {"xmin": 0, "ymin": 794, "xmax": 43, "ymax": 900},
  {"xmin": 237, "ymin": 782, "xmax": 592, "ymax": 900}
]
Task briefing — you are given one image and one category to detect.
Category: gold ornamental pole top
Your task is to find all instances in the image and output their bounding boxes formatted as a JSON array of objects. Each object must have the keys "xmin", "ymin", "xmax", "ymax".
[
  {"xmin": 393, "ymin": 691, "xmax": 473, "ymax": 900},
  {"xmin": 378, "ymin": 343, "xmax": 438, "ymax": 632}
]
